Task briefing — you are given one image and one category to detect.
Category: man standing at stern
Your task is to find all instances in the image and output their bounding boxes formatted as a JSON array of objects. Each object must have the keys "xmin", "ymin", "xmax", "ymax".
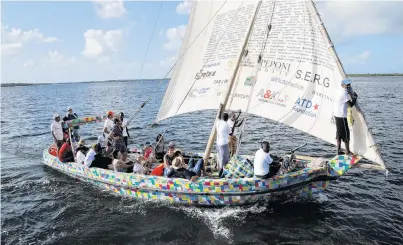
[{"xmin": 333, "ymin": 78, "xmax": 358, "ymax": 155}]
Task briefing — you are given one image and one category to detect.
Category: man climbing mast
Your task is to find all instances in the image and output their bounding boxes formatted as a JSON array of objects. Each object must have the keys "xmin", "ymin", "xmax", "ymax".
[{"xmin": 333, "ymin": 78, "xmax": 358, "ymax": 155}]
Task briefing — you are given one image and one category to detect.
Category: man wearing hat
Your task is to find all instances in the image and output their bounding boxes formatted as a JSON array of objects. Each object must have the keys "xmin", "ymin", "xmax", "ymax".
[
  {"xmin": 333, "ymin": 78, "xmax": 358, "ymax": 155},
  {"xmin": 64, "ymin": 107, "xmax": 80, "ymax": 142},
  {"xmin": 51, "ymin": 114, "xmax": 64, "ymax": 149}
]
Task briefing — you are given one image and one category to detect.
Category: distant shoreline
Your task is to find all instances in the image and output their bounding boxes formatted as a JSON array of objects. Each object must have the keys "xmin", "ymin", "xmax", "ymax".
[{"xmin": 1, "ymin": 74, "xmax": 402, "ymax": 87}]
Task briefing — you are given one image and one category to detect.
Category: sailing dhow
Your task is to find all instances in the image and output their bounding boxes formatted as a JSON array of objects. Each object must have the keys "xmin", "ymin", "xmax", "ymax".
[{"xmin": 43, "ymin": 0, "xmax": 386, "ymax": 206}]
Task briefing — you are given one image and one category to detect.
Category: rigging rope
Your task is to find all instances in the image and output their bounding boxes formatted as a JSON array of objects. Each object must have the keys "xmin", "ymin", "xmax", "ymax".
[
  {"xmin": 235, "ymin": 0, "xmax": 277, "ymax": 156},
  {"xmin": 137, "ymin": 1, "xmax": 164, "ymax": 80}
]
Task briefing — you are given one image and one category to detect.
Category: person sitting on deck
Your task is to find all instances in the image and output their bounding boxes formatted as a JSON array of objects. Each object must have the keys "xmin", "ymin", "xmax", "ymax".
[
  {"xmin": 84, "ymin": 144, "xmax": 112, "ymax": 169},
  {"xmin": 143, "ymin": 141, "xmax": 155, "ymax": 163},
  {"xmin": 132, "ymin": 156, "xmax": 149, "ymax": 175},
  {"xmin": 253, "ymin": 141, "xmax": 276, "ymax": 179},
  {"xmin": 76, "ymin": 139, "xmax": 88, "ymax": 165},
  {"xmin": 111, "ymin": 117, "xmax": 128, "ymax": 162},
  {"xmin": 155, "ymin": 134, "xmax": 165, "ymax": 160},
  {"xmin": 58, "ymin": 138, "xmax": 74, "ymax": 163},
  {"xmin": 167, "ymin": 156, "xmax": 199, "ymax": 182},
  {"xmin": 228, "ymin": 110, "xmax": 244, "ymax": 157},
  {"xmin": 51, "ymin": 114, "xmax": 64, "ymax": 150},
  {"xmin": 110, "ymin": 157, "xmax": 134, "ymax": 173},
  {"xmin": 163, "ymin": 142, "xmax": 176, "ymax": 177}
]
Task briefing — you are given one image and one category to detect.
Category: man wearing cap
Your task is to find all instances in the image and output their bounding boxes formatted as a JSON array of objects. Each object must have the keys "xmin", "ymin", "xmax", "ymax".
[
  {"xmin": 51, "ymin": 115, "xmax": 64, "ymax": 149},
  {"xmin": 64, "ymin": 107, "xmax": 80, "ymax": 142},
  {"xmin": 104, "ymin": 111, "xmax": 115, "ymax": 145},
  {"xmin": 333, "ymin": 78, "xmax": 358, "ymax": 155},
  {"xmin": 216, "ymin": 111, "xmax": 231, "ymax": 178}
]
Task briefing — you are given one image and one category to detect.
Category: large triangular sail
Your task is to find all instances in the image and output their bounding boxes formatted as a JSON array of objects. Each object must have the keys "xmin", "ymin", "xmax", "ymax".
[{"xmin": 156, "ymin": 0, "xmax": 385, "ymax": 167}]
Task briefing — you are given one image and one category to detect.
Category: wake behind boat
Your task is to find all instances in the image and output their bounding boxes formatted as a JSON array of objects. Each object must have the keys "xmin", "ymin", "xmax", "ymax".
[{"xmin": 43, "ymin": 0, "xmax": 386, "ymax": 206}]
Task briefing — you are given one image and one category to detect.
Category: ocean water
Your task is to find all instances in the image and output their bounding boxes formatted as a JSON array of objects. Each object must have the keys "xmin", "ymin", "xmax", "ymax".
[{"xmin": 1, "ymin": 77, "xmax": 402, "ymax": 245}]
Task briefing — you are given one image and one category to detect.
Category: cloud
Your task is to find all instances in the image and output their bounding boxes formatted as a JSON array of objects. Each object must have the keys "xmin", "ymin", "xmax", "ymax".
[
  {"xmin": 46, "ymin": 50, "xmax": 76, "ymax": 65},
  {"xmin": 159, "ymin": 56, "xmax": 176, "ymax": 67},
  {"xmin": 82, "ymin": 29, "xmax": 123, "ymax": 58},
  {"xmin": 1, "ymin": 42, "xmax": 23, "ymax": 55},
  {"xmin": 176, "ymin": 0, "xmax": 193, "ymax": 15},
  {"xmin": 163, "ymin": 25, "xmax": 187, "ymax": 51},
  {"xmin": 317, "ymin": 1, "xmax": 403, "ymax": 41},
  {"xmin": 344, "ymin": 50, "xmax": 371, "ymax": 65},
  {"xmin": 1, "ymin": 24, "xmax": 58, "ymax": 55},
  {"xmin": 158, "ymin": 28, "xmax": 164, "ymax": 37},
  {"xmin": 93, "ymin": 0, "xmax": 126, "ymax": 19},
  {"xmin": 23, "ymin": 59, "xmax": 34, "ymax": 68}
]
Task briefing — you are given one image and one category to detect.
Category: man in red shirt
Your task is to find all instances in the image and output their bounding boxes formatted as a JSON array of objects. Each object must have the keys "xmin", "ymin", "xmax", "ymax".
[{"xmin": 58, "ymin": 139, "xmax": 74, "ymax": 162}]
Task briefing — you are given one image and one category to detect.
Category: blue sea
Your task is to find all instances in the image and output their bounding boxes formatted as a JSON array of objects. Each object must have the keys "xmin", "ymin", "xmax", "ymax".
[{"xmin": 1, "ymin": 76, "xmax": 402, "ymax": 244}]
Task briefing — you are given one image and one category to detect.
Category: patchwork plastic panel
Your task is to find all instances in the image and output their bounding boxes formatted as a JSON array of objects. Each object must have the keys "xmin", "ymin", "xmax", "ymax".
[{"xmin": 43, "ymin": 149, "xmax": 359, "ymax": 206}]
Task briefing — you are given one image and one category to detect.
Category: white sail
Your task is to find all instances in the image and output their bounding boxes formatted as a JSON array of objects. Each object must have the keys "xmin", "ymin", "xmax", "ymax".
[
  {"xmin": 156, "ymin": 0, "xmax": 385, "ymax": 166},
  {"xmin": 156, "ymin": 0, "xmax": 260, "ymax": 121}
]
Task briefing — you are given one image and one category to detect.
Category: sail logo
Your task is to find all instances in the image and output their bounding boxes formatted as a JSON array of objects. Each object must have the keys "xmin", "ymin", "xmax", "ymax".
[
  {"xmin": 295, "ymin": 70, "xmax": 330, "ymax": 88},
  {"xmin": 271, "ymin": 77, "xmax": 304, "ymax": 91},
  {"xmin": 232, "ymin": 93, "xmax": 250, "ymax": 100},
  {"xmin": 189, "ymin": 87, "xmax": 211, "ymax": 98},
  {"xmin": 194, "ymin": 69, "xmax": 216, "ymax": 80},
  {"xmin": 292, "ymin": 97, "xmax": 320, "ymax": 118},
  {"xmin": 204, "ymin": 62, "xmax": 220, "ymax": 68},
  {"xmin": 256, "ymin": 89, "xmax": 289, "ymax": 107},
  {"xmin": 244, "ymin": 76, "xmax": 256, "ymax": 87},
  {"xmin": 261, "ymin": 60, "xmax": 291, "ymax": 75}
]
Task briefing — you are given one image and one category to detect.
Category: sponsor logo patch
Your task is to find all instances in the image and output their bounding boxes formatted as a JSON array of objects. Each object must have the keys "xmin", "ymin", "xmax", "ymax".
[{"xmin": 292, "ymin": 97, "xmax": 320, "ymax": 118}]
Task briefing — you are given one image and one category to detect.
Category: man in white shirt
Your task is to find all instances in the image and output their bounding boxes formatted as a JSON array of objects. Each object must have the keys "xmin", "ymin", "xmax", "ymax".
[
  {"xmin": 84, "ymin": 144, "xmax": 97, "ymax": 168},
  {"xmin": 51, "ymin": 114, "xmax": 64, "ymax": 149},
  {"xmin": 333, "ymin": 79, "xmax": 358, "ymax": 155},
  {"xmin": 103, "ymin": 111, "xmax": 115, "ymax": 145},
  {"xmin": 254, "ymin": 141, "xmax": 273, "ymax": 179},
  {"xmin": 120, "ymin": 112, "xmax": 130, "ymax": 147},
  {"xmin": 216, "ymin": 112, "xmax": 230, "ymax": 177}
]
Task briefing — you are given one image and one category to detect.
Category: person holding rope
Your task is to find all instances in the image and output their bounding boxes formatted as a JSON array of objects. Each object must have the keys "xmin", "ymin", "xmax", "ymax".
[
  {"xmin": 333, "ymin": 78, "xmax": 358, "ymax": 155},
  {"xmin": 228, "ymin": 109, "xmax": 244, "ymax": 157},
  {"xmin": 119, "ymin": 112, "xmax": 130, "ymax": 147}
]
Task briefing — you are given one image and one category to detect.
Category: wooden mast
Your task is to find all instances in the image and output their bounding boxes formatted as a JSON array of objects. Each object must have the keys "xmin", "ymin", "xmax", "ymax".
[
  {"xmin": 306, "ymin": 0, "xmax": 387, "ymax": 171},
  {"xmin": 203, "ymin": 0, "xmax": 263, "ymax": 167}
]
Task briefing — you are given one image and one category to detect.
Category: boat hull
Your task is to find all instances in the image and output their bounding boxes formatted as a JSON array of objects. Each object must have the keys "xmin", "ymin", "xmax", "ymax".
[{"xmin": 42, "ymin": 150, "xmax": 357, "ymax": 206}]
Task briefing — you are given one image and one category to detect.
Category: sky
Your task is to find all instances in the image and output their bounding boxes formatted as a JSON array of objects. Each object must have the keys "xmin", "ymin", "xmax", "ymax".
[{"xmin": 1, "ymin": 0, "xmax": 403, "ymax": 84}]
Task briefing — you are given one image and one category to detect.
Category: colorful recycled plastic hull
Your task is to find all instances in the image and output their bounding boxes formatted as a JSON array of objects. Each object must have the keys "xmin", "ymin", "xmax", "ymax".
[{"xmin": 42, "ymin": 149, "xmax": 361, "ymax": 206}]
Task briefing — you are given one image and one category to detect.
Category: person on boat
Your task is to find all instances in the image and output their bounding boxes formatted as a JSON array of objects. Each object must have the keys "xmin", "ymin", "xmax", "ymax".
[
  {"xmin": 111, "ymin": 158, "xmax": 134, "ymax": 173},
  {"xmin": 216, "ymin": 112, "xmax": 230, "ymax": 177},
  {"xmin": 58, "ymin": 138, "xmax": 74, "ymax": 163},
  {"xmin": 163, "ymin": 142, "xmax": 176, "ymax": 177},
  {"xmin": 97, "ymin": 133, "xmax": 106, "ymax": 148},
  {"xmin": 76, "ymin": 141, "xmax": 87, "ymax": 165},
  {"xmin": 143, "ymin": 141, "xmax": 155, "ymax": 162},
  {"xmin": 120, "ymin": 112, "xmax": 130, "ymax": 147},
  {"xmin": 64, "ymin": 107, "xmax": 80, "ymax": 142},
  {"xmin": 132, "ymin": 156, "xmax": 149, "ymax": 175},
  {"xmin": 228, "ymin": 110, "xmax": 244, "ymax": 157},
  {"xmin": 155, "ymin": 134, "xmax": 165, "ymax": 160},
  {"xmin": 103, "ymin": 111, "xmax": 115, "ymax": 145},
  {"xmin": 84, "ymin": 144, "xmax": 112, "ymax": 169},
  {"xmin": 111, "ymin": 117, "xmax": 128, "ymax": 161},
  {"xmin": 333, "ymin": 79, "xmax": 358, "ymax": 155},
  {"xmin": 166, "ymin": 156, "xmax": 199, "ymax": 182},
  {"xmin": 253, "ymin": 141, "xmax": 276, "ymax": 179},
  {"xmin": 51, "ymin": 114, "xmax": 64, "ymax": 149}
]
